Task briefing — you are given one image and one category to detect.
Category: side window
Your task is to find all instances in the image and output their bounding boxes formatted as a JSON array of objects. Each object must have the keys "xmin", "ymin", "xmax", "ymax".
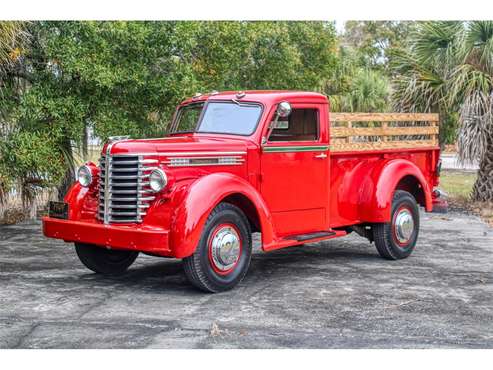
[{"xmin": 268, "ymin": 108, "xmax": 319, "ymax": 142}]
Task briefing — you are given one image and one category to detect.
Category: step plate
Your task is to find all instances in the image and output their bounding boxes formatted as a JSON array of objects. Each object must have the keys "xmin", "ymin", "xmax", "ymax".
[{"xmin": 291, "ymin": 231, "xmax": 337, "ymax": 242}]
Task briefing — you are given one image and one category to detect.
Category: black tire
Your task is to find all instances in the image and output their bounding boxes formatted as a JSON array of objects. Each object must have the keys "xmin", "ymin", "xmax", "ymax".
[
  {"xmin": 75, "ymin": 243, "xmax": 139, "ymax": 275},
  {"xmin": 372, "ymin": 190, "xmax": 420, "ymax": 260},
  {"xmin": 183, "ymin": 202, "xmax": 252, "ymax": 293}
]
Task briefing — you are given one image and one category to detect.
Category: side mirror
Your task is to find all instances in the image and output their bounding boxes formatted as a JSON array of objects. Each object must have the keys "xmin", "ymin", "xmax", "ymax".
[
  {"xmin": 277, "ymin": 101, "xmax": 292, "ymax": 118},
  {"xmin": 263, "ymin": 101, "xmax": 292, "ymax": 146}
]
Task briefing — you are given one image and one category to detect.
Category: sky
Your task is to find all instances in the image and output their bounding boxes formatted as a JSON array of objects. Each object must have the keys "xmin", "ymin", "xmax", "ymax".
[{"xmin": 335, "ymin": 20, "xmax": 346, "ymax": 34}]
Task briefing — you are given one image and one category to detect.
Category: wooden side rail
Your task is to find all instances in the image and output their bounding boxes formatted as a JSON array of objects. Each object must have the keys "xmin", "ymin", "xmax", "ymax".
[{"xmin": 330, "ymin": 113, "xmax": 439, "ymax": 152}]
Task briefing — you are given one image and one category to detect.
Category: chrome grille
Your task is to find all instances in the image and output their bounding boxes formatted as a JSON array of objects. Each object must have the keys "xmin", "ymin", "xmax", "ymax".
[{"xmin": 98, "ymin": 154, "xmax": 158, "ymax": 224}]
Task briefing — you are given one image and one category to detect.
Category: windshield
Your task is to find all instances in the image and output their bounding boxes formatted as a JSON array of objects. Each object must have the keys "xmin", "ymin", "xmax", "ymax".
[{"xmin": 172, "ymin": 101, "xmax": 262, "ymax": 136}]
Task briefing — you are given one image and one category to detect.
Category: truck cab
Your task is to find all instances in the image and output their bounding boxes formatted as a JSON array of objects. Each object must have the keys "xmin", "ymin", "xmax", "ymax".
[{"xmin": 43, "ymin": 90, "xmax": 446, "ymax": 292}]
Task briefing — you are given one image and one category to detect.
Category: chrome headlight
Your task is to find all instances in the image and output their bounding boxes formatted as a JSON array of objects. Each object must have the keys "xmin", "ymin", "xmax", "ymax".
[
  {"xmin": 77, "ymin": 165, "xmax": 93, "ymax": 187},
  {"xmin": 149, "ymin": 169, "xmax": 167, "ymax": 193}
]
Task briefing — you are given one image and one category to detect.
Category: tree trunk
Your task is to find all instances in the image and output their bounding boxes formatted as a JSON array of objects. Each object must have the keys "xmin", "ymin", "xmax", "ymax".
[
  {"xmin": 472, "ymin": 130, "xmax": 493, "ymax": 202},
  {"xmin": 58, "ymin": 137, "xmax": 76, "ymax": 201},
  {"xmin": 82, "ymin": 122, "xmax": 88, "ymax": 160},
  {"xmin": 57, "ymin": 166, "xmax": 75, "ymax": 201}
]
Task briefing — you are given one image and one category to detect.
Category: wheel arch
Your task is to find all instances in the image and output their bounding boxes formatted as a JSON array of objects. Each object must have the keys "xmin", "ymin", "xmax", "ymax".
[
  {"xmin": 395, "ymin": 174, "xmax": 426, "ymax": 208},
  {"xmin": 169, "ymin": 173, "xmax": 275, "ymax": 258},
  {"xmin": 358, "ymin": 159, "xmax": 432, "ymax": 223},
  {"xmin": 222, "ymin": 193, "xmax": 261, "ymax": 233}
]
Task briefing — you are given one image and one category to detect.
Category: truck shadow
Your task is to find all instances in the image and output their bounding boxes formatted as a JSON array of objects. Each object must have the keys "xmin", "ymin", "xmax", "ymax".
[{"xmin": 78, "ymin": 242, "xmax": 381, "ymax": 292}]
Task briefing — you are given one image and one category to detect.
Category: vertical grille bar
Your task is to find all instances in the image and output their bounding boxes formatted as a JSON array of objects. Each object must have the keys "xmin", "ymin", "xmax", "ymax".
[
  {"xmin": 137, "ymin": 155, "xmax": 143, "ymax": 223},
  {"xmin": 103, "ymin": 153, "xmax": 111, "ymax": 224},
  {"xmin": 98, "ymin": 155, "xmax": 106, "ymax": 222}
]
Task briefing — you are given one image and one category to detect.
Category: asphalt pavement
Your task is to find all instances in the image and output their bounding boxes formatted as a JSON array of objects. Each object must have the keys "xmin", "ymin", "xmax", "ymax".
[{"xmin": 0, "ymin": 210, "xmax": 492, "ymax": 348}]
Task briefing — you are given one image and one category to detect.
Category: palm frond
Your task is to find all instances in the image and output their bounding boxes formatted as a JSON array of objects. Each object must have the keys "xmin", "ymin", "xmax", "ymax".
[{"xmin": 465, "ymin": 21, "xmax": 493, "ymax": 75}]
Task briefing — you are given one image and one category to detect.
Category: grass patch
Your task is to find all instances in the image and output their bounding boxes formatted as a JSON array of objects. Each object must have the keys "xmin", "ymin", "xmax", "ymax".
[
  {"xmin": 439, "ymin": 170, "xmax": 476, "ymax": 200},
  {"xmin": 440, "ymin": 169, "xmax": 493, "ymax": 227}
]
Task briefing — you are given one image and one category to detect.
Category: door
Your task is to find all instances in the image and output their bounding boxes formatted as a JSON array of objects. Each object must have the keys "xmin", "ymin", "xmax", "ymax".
[{"xmin": 260, "ymin": 103, "xmax": 329, "ymax": 236}]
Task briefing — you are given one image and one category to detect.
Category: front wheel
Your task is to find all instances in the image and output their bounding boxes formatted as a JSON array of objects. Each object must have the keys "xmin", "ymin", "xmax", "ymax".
[
  {"xmin": 75, "ymin": 243, "xmax": 139, "ymax": 275},
  {"xmin": 183, "ymin": 202, "xmax": 252, "ymax": 293},
  {"xmin": 372, "ymin": 190, "xmax": 420, "ymax": 260}
]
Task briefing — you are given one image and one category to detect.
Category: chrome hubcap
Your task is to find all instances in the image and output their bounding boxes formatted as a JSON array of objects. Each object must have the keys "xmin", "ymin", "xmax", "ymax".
[
  {"xmin": 210, "ymin": 226, "xmax": 241, "ymax": 271},
  {"xmin": 394, "ymin": 209, "xmax": 414, "ymax": 244}
]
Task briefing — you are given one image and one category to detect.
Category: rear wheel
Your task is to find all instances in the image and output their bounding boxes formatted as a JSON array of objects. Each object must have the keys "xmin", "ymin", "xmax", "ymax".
[
  {"xmin": 183, "ymin": 202, "xmax": 252, "ymax": 293},
  {"xmin": 372, "ymin": 190, "xmax": 420, "ymax": 260},
  {"xmin": 75, "ymin": 243, "xmax": 139, "ymax": 275}
]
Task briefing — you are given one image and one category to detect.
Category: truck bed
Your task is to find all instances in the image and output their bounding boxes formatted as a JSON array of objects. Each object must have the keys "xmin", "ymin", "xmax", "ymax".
[{"xmin": 328, "ymin": 113, "xmax": 440, "ymax": 228}]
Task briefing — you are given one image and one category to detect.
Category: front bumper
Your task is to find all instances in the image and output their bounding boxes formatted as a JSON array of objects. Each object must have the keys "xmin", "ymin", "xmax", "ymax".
[{"xmin": 42, "ymin": 217, "xmax": 171, "ymax": 256}]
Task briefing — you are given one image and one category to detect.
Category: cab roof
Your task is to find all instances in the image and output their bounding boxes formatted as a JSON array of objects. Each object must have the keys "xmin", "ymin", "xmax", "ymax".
[{"xmin": 180, "ymin": 90, "xmax": 328, "ymax": 106}]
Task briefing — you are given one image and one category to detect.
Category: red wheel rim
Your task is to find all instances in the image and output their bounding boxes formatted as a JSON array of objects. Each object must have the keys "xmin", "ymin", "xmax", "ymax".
[
  {"xmin": 207, "ymin": 223, "xmax": 242, "ymax": 275},
  {"xmin": 391, "ymin": 205, "xmax": 415, "ymax": 248}
]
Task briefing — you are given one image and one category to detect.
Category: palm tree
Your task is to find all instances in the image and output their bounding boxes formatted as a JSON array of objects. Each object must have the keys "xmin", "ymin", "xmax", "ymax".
[
  {"xmin": 0, "ymin": 21, "xmax": 28, "ymax": 74},
  {"xmin": 392, "ymin": 21, "xmax": 493, "ymax": 202},
  {"xmin": 341, "ymin": 69, "xmax": 391, "ymax": 112},
  {"xmin": 328, "ymin": 47, "xmax": 391, "ymax": 113}
]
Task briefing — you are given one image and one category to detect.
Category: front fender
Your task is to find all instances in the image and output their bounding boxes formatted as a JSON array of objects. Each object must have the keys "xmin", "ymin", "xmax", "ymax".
[
  {"xmin": 169, "ymin": 173, "xmax": 274, "ymax": 258},
  {"xmin": 64, "ymin": 182, "xmax": 98, "ymax": 221},
  {"xmin": 359, "ymin": 159, "xmax": 432, "ymax": 223}
]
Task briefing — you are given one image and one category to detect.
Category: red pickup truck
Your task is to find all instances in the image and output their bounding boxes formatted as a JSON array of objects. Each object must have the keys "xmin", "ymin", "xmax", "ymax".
[{"xmin": 43, "ymin": 91, "xmax": 446, "ymax": 292}]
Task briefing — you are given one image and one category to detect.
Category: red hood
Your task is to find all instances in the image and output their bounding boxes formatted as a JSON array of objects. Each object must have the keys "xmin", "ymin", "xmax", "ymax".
[{"xmin": 104, "ymin": 135, "xmax": 249, "ymax": 156}]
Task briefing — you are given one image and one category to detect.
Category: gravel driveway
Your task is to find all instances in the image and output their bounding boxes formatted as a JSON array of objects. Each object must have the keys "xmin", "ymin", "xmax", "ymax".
[{"xmin": 1, "ymin": 211, "xmax": 492, "ymax": 348}]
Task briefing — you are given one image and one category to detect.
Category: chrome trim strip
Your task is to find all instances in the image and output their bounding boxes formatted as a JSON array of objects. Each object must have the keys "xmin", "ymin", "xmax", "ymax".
[
  {"xmin": 165, "ymin": 156, "xmax": 245, "ymax": 167},
  {"xmin": 263, "ymin": 145, "xmax": 329, "ymax": 153},
  {"xmin": 168, "ymin": 163, "xmax": 244, "ymax": 167}
]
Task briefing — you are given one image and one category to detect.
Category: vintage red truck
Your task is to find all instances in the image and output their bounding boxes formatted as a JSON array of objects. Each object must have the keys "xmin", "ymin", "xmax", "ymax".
[{"xmin": 43, "ymin": 90, "xmax": 447, "ymax": 292}]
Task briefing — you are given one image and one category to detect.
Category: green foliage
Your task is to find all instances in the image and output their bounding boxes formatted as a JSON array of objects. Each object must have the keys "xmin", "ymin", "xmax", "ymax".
[
  {"xmin": 0, "ymin": 21, "xmax": 339, "ymax": 207},
  {"xmin": 342, "ymin": 21, "xmax": 415, "ymax": 72},
  {"xmin": 326, "ymin": 45, "xmax": 391, "ymax": 113},
  {"xmin": 391, "ymin": 21, "xmax": 493, "ymax": 146},
  {"xmin": 0, "ymin": 130, "xmax": 65, "ymax": 186},
  {"xmin": 391, "ymin": 21, "xmax": 493, "ymax": 201},
  {"xmin": 189, "ymin": 21, "xmax": 338, "ymax": 91},
  {"xmin": 332, "ymin": 68, "xmax": 391, "ymax": 112},
  {"xmin": 0, "ymin": 21, "xmax": 29, "ymax": 74}
]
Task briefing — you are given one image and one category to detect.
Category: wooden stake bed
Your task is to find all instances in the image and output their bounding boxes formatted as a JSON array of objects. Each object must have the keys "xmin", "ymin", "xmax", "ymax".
[{"xmin": 330, "ymin": 113, "xmax": 439, "ymax": 152}]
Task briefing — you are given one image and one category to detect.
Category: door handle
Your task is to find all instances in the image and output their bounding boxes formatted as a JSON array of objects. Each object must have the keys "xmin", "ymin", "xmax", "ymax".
[{"xmin": 314, "ymin": 153, "xmax": 327, "ymax": 159}]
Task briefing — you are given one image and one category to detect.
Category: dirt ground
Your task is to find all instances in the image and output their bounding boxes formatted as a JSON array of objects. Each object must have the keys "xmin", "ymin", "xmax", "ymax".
[{"xmin": 0, "ymin": 210, "xmax": 492, "ymax": 348}]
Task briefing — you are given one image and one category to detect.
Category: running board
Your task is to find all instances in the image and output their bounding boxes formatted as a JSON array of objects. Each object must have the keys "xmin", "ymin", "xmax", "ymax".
[
  {"xmin": 263, "ymin": 229, "xmax": 347, "ymax": 252},
  {"xmin": 288, "ymin": 231, "xmax": 336, "ymax": 242}
]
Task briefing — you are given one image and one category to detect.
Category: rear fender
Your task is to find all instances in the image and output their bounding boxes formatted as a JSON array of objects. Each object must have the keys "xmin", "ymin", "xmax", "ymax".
[
  {"xmin": 358, "ymin": 159, "xmax": 432, "ymax": 223},
  {"xmin": 169, "ymin": 173, "xmax": 274, "ymax": 258}
]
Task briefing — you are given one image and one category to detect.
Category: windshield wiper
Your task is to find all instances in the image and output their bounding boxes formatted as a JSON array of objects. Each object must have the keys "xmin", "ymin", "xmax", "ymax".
[{"xmin": 231, "ymin": 98, "xmax": 252, "ymax": 107}]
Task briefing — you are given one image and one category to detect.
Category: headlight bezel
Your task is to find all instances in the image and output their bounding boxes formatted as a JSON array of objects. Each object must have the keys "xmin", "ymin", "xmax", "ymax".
[
  {"xmin": 77, "ymin": 164, "xmax": 94, "ymax": 187},
  {"xmin": 149, "ymin": 168, "xmax": 168, "ymax": 193}
]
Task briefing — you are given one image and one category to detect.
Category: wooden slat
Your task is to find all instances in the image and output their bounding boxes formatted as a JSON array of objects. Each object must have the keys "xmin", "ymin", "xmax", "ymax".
[
  {"xmin": 330, "ymin": 113, "xmax": 439, "ymax": 122},
  {"xmin": 346, "ymin": 121, "xmax": 352, "ymax": 143},
  {"xmin": 331, "ymin": 140, "xmax": 437, "ymax": 152},
  {"xmin": 328, "ymin": 112, "xmax": 440, "ymax": 151},
  {"xmin": 382, "ymin": 122, "xmax": 388, "ymax": 142},
  {"xmin": 331, "ymin": 126, "xmax": 439, "ymax": 138}
]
